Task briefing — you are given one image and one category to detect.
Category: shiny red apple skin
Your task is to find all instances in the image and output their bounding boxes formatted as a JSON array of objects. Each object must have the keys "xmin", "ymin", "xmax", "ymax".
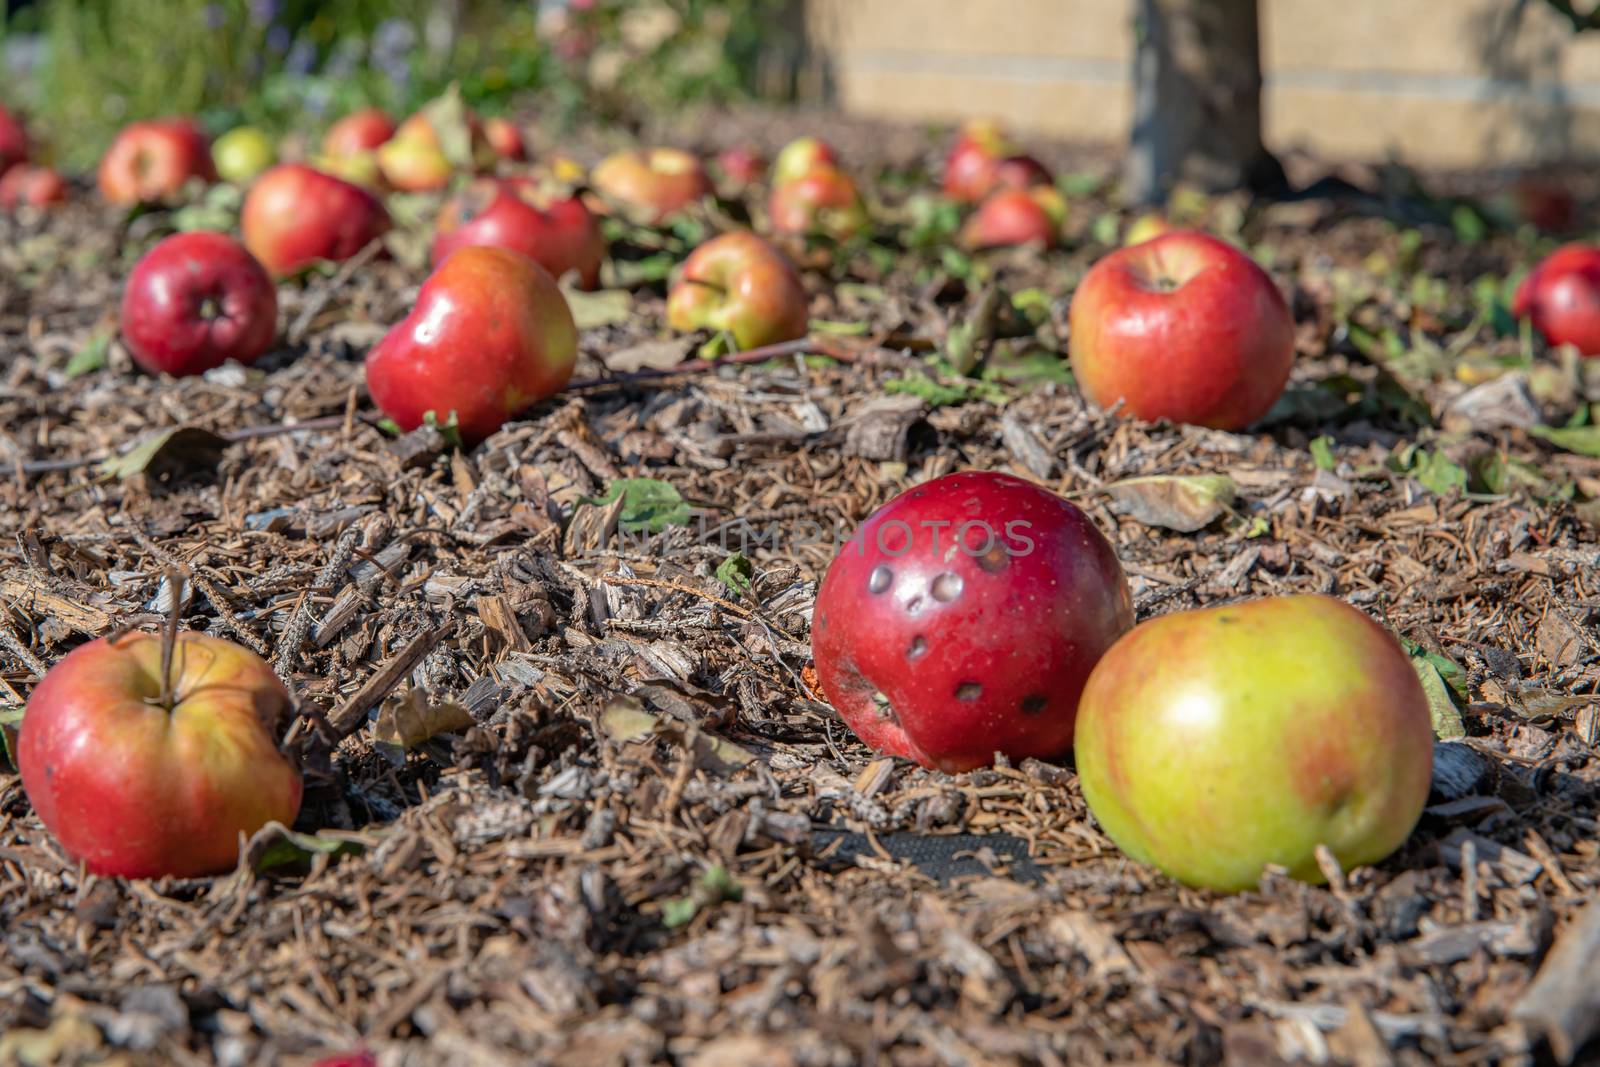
[
  {"xmin": 366, "ymin": 246, "xmax": 579, "ymax": 443},
  {"xmin": 0, "ymin": 164, "xmax": 68, "ymax": 210},
  {"xmin": 432, "ymin": 178, "xmax": 604, "ymax": 289},
  {"xmin": 768, "ymin": 167, "xmax": 869, "ymax": 241},
  {"xmin": 97, "ymin": 119, "xmax": 215, "ymax": 205},
  {"xmin": 484, "ymin": 117, "xmax": 527, "ymax": 162},
  {"xmin": 242, "ymin": 164, "xmax": 391, "ymax": 277},
  {"xmin": 120, "ymin": 232, "xmax": 278, "ymax": 378},
  {"xmin": 1512, "ymin": 244, "xmax": 1600, "ymax": 356},
  {"xmin": 1069, "ymin": 230, "xmax": 1294, "ymax": 430},
  {"xmin": 18, "ymin": 632, "xmax": 302, "ymax": 879},
  {"xmin": 0, "ymin": 105, "xmax": 28, "ymax": 176},
  {"xmin": 811, "ymin": 471, "xmax": 1133, "ymax": 773},
  {"xmin": 960, "ymin": 188, "xmax": 1059, "ymax": 249},
  {"xmin": 1074, "ymin": 595, "xmax": 1434, "ymax": 892},
  {"xmin": 771, "ymin": 136, "xmax": 837, "ymax": 186},
  {"xmin": 667, "ymin": 231, "xmax": 808, "ymax": 349},
  {"xmin": 323, "ymin": 108, "xmax": 396, "ymax": 158},
  {"xmin": 591, "ymin": 148, "xmax": 711, "ymax": 223}
]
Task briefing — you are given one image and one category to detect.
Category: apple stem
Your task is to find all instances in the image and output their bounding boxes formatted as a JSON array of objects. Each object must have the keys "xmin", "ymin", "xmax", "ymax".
[{"xmin": 158, "ymin": 566, "xmax": 184, "ymax": 708}]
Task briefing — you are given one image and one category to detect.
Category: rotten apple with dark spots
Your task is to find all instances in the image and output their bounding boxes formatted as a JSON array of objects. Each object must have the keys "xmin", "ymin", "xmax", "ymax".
[
  {"xmin": 1074, "ymin": 594, "xmax": 1434, "ymax": 892},
  {"xmin": 432, "ymin": 177, "xmax": 605, "ymax": 289},
  {"xmin": 811, "ymin": 471, "xmax": 1133, "ymax": 772},
  {"xmin": 119, "ymin": 231, "xmax": 278, "ymax": 378},
  {"xmin": 365, "ymin": 246, "xmax": 578, "ymax": 443}
]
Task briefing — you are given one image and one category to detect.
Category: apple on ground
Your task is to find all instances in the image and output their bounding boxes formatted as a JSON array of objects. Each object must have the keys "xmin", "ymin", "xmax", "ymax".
[
  {"xmin": 715, "ymin": 145, "xmax": 766, "ymax": 186},
  {"xmin": 768, "ymin": 166, "xmax": 870, "ymax": 241},
  {"xmin": 1124, "ymin": 213, "xmax": 1174, "ymax": 246},
  {"xmin": 322, "ymin": 108, "xmax": 396, "ymax": 158},
  {"xmin": 771, "ymin": 136, "xmax": 837, "ymax": 186},
  {"xmin": 1510, "ymin": 175, "xmax": 1576, "ymax": 233},
  {"xmin": 0, "ymin": 105, "xmax": 28, "ymax": 175},
  {"xmin": 1074, "ymin": 594, "xmax": 1434, "ymax": 892},
  {"xmin": 0, "ymin": 164, "xmax": 68, "ymax": 210},
  {"xmin": 120, "ymin": 231, "xmax": 278, "ymax": 377},
  {"xmin": 18, "ymin": 630, "xmax": 302, "ymax": 879},
  {"xmin": 960, "ymin": 186, "xmax": 1065, "ymax": 249},
  {"xmin": 212, "ymin": 126, "xmax": 277, "ymax": 183},
  {"xmin": 312, "ymin": 150, "xmax": 386, "ymax": 191},
  {"xmin": 1512, "ymin": 244, "xmax": 1600, "ymax": 356},
  {"xmin": 811, "ymin": 470, "xmax": 1133, "ymax": 772},
  {"xmin": 943, "ymin": 118, "xmax": 1052, "ymax": 203},
  {"xmin": 242, "ymin": 163, "xmax": 391, "ymax": 277},
  {"xmin": 590, "ymin": 148, "xmax": 711, "ymax": 224},
  {"xmin": 97, "ymin": 118, "xmax": 216, "ymax": 205},
  {"xmin": 1068, "ymin": 229, "xmax": 1295, "ymax": 430},
  {"xmin": 376, "ymin": 132, "xmax": 454, "ymax": 193},
  {"xmin": 484, "ymin": 117, "xmax": 527, "ymax": 162},
  {"xmin": 433, "ymin": 177, "xmax": 605, "ymax": 289},
  {"xmin": 667, "ymin": 231, "xmax": 809, "ymax": 350},
  {"xmin": 366, "ymin": 246, "xmax": 578, "ymax": 443}
]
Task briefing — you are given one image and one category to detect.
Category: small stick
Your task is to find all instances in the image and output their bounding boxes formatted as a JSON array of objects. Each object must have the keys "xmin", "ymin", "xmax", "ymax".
[{"xmin": 157, "ymin": 567, "xmax": 184, "ymax": 708}]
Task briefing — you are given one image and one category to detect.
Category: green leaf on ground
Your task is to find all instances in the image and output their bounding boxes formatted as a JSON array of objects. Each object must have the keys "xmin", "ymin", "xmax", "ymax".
[
  {"xmin": 1412, "ymin": 656, "xmax": 1466, "ymax": 739},
  {"xmin": 587, "ymin": 478, "xmax": 692, "ymax": 532},
  {"xmin": 0, "ymin": 704, "xmax": 22, "ymax": 771},
  {"xmin": 1529, "ymin": 421, "xmax": 1600, "ymax": 457},
  {"xmin": 1309, "ymin": 435, "xmax": 1336, "ymax": 471},
  {"xmin": 564, "ymin": 287, "xmax": 634, "ymax": 330},
  {"xmin": 714, "ymin": 553, "xmax": 754, "ymax": 600},
  {"xmin": 99, "ymin": 426, "xmax": 229, "ymax": 481},
  {"xmin": 247, "ymin": 822, "xmax": 369, "ymax": 875},
  {"xmin": 661, "ymin": 866, "xmax": 743, "ymax": 928},
  {"xmin": 65, "ymin": 329, "xmax": 113, "ymax": 377}
]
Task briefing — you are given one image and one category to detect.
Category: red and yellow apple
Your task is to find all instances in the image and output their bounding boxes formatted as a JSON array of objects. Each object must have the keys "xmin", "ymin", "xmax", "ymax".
[
  {"xmin": 18, "ymin": 631, "xmax": 302, "ymax": 879},
  {"xmin": 323, "ymin": 108, "xmax": 396, "ymax": 159},
  {"xmin": 1512, "ymin": 244, "xmax": 1600, "ymax": 356},
  {"xmin": 590, "ymin": 148, "xmax": 711, "ymax": 223},
  {"xmin": 1068, "ymin": 230, "xmax": 1294, "ymax": 430},
  {"xmin": 1075, "ymin": 595, "xmax": 1434, "ymax": 892},
  {"xmin": 771, "ymin": 136, "xmax": 837, "ymax": 186},
  {"xmin": 715, "ymin": 145, "xmax": 766, "ymax": 187},
  {"xmin": 0, "ymin": 164, "xmax": 68, "ymax": 210},
  {"xmin": 97, "ymin": 118, "xmax": 216, "ymax": 205},
  {"xmin": 768, "ymin": 166, "xmax": 869, "ymax": 241},
  {"xmin": 667, "ymin": 231, "xmax": 809, "ymax": 350},
  {"xmin": 943, "ymin": 119, "xmax": 1051, "ymax": 203},
  {"xmin": 120, "ymin": 231, "xmax": 278, "ymax": 377},
  {"xmin": 242, "ymin": 163, "xmax": 391, "ymax": 277},
  {"xmin": 376, "ymin": 133, "xmax": 454, "ymax": 193},
  {"xmin": 960, "ymin": 186, "xmax": 1065, "ymax": 249},
  {"xmin": 484, "ymin": 117, "xmax": 527, "ymax": 162},
  {"xmin": 366, "ymin": 246, "xmax": 578, "ymax": 442},
  {"xmin": 432, "ymin": 178, "xmax": 605, "ymax": 289}
]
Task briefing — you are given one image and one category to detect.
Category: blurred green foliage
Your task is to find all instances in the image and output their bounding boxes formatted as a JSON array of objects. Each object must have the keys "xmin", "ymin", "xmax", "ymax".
[{"xmin": 5, "ymin": 0, "xmax": 796, "ymax": 169}]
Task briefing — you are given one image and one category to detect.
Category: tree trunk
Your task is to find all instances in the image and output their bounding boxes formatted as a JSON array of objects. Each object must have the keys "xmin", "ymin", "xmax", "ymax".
[{"xmin": 1124, "ymin": 0, "xmax": 1286, "ymax": 205}]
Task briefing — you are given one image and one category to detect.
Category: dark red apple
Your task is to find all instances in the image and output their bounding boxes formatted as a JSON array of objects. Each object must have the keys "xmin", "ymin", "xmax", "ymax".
[
  {"xmin": 811, "ymin": 471, "xmax": 1133, "ymax": 772},
  {"xmin": 120, "ymin": 231, "xmax": 278, "ymax": 378},
  {"xmin": 242, "ymin": 164, "xmax": 391, "ymax": 277},
  {"xmin": 0, "ymin": 164, "xmax": 68, "ymax": 210},
  {"xmin": 0, "ymin": 105, "xmax": 28, "ymax": 176},
  {"xmin": 323, "ymin": 108, "xmax": 397, "ymax": 158},
  {"xmin": 97, "ymin": 118, "xmax": 216, "ymax": 205},
  {"xmin": 366, "ymin": 246, "xmax": 578, "ymax": 443},
  {"xmin": 18, "ymin": 631, "xmax": 302, "ymax": 879},
  {"xmin": 432, "ymin": 178, "xmax": 605, "ymax": 290},
  {"xmin": 1068, "ymin": 230, "xmax": 1295, "ymax": 429},
  {"xmin": 1512, "ymin": 244, "xmax": 1600, "ymax": 356}
]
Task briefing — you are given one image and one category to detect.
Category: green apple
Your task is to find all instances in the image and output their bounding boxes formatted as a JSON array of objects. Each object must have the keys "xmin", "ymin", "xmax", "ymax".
[
  {"xmin": 1074, "ymin": 594, "xmax": 1434, "ymax": 892},
  {"xmin": 212, "ymin": 126, "xmax": 277, "ymax": 183}
]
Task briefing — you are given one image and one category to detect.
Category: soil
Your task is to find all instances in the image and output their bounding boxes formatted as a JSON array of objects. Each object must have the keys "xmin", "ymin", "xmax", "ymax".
[{"xmin": 1, "ymin": 109, "xmax": 1598, "ymax": 1067}]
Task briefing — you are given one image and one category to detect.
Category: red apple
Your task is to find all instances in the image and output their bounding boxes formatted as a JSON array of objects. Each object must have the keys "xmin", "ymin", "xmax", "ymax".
[
  {"xmin": 994, "ymin": 154, "xmax": 1053, "ymax": 192},
  {"xmin": 667, "ymin": 231, "xmax": 809, "ymax": 349},
  {"xmin": 771, "ymin": 136, "xmax": 837, "ymax": 186},
  {"xmin": 1075, "ymin": 595, "xmax": 1434, "ymax": 892},
  {"xmin": 18, "ymin": 631, "xmax": 302, "ymax": 879},
  {"xmin": 376, "ymin": 134, "xmax": 454, "ymax": 193},
  {"xmin": 0, "ymin": 164, "xmax": 68, "ymax": 210},
  {"xmin": 323, "ymin": 108, "xmax": 396, "ymax": 158},
  {"xmin": 484, "ymin": 117, "xmax": 527, "ymax": 162},
  {"xmin": 432, "ymin": 178, "xmax": 605, "ymax": 289},
  {"xmin": 1068, "ymin": 230, "xmax": 1294, "ymax": 430},
  {"xmin": 366, "ymin": 246, "xmax": 578, "ymax": 442},
  {"xmin": 97, "ymin": 118, "xmax": 216, "ymax": 205},
  {"xmin": 590, "ymin": 148, "xmax": 711, "ymax": 224},
  {"xmin": 715, "ymin": 145, "xmax": 766, "ymax": 186},
  {"xmin": 242, "ymin": 163, "xmax": 391, "ymax": 277},
  {"xmin": 960, "ymin": 187, "xmax": 1064, "ymax": 249},
  {"xmin": 768, "ymin": 167, "xmax": 869, "ymax": 241},
  {"xmin": 120, "ymin": 232, "xmax": 277, "ymax": 377},
  {"xmin": 1510, "ymin": 176, "xmax": 1576, "ymax": 233},
  {"xmin": 811, "ymin": 471, "xmax": 1133, "ymax": 772},
  {"xmin": 942, "ymin": 118, "xmax": 1053, "ymax": 203},
  {"xmin": 1512, "ymin": 244, "xmax": 1600, "ymax": 356},
  {"xmin": 0, "ymin": 105, "xmax": 28, "ymax": 176}
]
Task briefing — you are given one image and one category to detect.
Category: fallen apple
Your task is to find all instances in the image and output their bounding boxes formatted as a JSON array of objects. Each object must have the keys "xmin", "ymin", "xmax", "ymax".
[
  {"xmin": 590, "ymin": 148, "xmax": 711, "ymax": 224},
  {"xmin": 241, "ymin": 163, "xmax": 391, "ymax": 277},
  {"xmin": 768, "ymin": 167, "xmax": 869, "ymax": 241},
  {"xmin": 120, "ymin": 231, "xmax": 278, "ymax": 377},
  {"xmin": 960, "ymin": 186, "xmax": 1064, "ymax": 249},
  {"xmin": 376, "ymin": 132, "xmax": 454, "ymax": 193},
  {"xmin": 18, "ymin": 630, "xmax": 302, "ymax": 878},
  {"xmin": 1068, "ymin": 230, "xmax": 1295, "ymax": 430},
  {"xmin": 715, "ymin": 145, "xmax": 766, "ymax": 187},
  {"xmin": 484, "ymin": 116, "xmax": 527, "ymax": 162},
  {"xmin": 771, "ymin": 136, "xmax": 837, "ymax": 186},
  {"xmin": 323, "ymin": 108, "xmax": 396, "ymax": 158},
  {"xmin": 366, "ymin": 246, "xmax": 578, "ymax": 443},
  {"xmin": 212, "ymin": 125, "xmax": 276, "ymax": 183},
  {"xmin": 0, "ymin": 105, "xmax": 28, "ymax": 176},
  {"xmin": 811, "ymin": 471, "xmax": 1133, "ymax": 772},
  {"xmin": 1512, "ymin": 244, "xmax": 1600, "ymax": 356},
  {"xmin": 943, "ymin": 118, "xmax": 1051, "ymax": 203},
  {"xmin": 432, "ymin": 178, "xmax": 605, "ymax": 290},
  {"xmin": 97, "ymin": 118, "xmax": 216, "ymax": 205},
  {"xmin": 0, "ymin": 164, "xmax": 68, "ymax": 210},
  {"xmin": 667, "ymin": 231, "xmax": 809, "ymax": 349},
  {"xmin": 1074, "ymin": 594, "xmax": 1434, "ymax": 892}
]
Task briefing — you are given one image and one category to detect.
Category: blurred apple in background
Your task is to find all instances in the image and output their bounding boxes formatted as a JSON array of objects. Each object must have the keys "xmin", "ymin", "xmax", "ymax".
[
  {"xmin": 433, "ymin": 177, "xmax": 605, "ymax": 290},
  {"xmin": 242, "ymin": 163, "xmax": 392, "ymax": 277},
  {"xmin": 0, "ymin": 164, "xmax": 68, "ymax": 211},
  {"xmin": 97, "ymin": 118, "xmax": 216, "ymax": 205},
  {"xmin": 768, "ymin": 166, "xmax": 869, "ymax": 241},
  {"xmin": 667, "ymin": 231, "xmax": 809, "ymax": 349},
  {"xmin": 212, "ymin": 126, "xmax": 277, "ymax": 184},
  {"xmin": 591, "ymin": 147, "xmax": 711, "ymax": 224}
]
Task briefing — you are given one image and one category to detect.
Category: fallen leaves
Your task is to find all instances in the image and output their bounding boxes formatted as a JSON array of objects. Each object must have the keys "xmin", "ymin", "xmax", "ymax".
[{"xmin": 1102, "ymin": 474, "xmax": 1238, "ymax": 532}]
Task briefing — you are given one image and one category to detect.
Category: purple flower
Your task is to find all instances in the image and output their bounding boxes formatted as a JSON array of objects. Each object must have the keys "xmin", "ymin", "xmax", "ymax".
[
  {"xmin": 266, "ymin": 25, "xmax": 290, "ymax": 52},
  {"xmin": 285, "ymin": 38, "xmax": 317, "ymax": 76},
  {"xmin": 248, "ymin": 0, "xmax": 280, "ymax": 28}
]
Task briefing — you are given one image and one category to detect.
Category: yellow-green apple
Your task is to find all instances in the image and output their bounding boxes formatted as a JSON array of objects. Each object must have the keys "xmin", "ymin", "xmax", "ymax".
[
  {"xmin": 376, "ymin": 132, "xmax": 454, "ymax": 193},
  {"xmin": 242, "ymin": 163, "xmax": 391, "ymax": 277},
  {"xmin": 770, "ymin": 136, "xmax": 836, "ymax": 185},
  {"xmin": 432, "ymin": 177, "xmax": 605, "ymax": 289},
  {"xmin": 312, "ymin": 150, "xmax": 386, "ymax": 191},
  {"xmin": 0, "ymin": 164, "xmax": 68, "ymax": 210},
  {"xmin": 120, "ymin": 231, "xmax": 278, "ymax": 377},
  {"xmin": 366, "ymin": 246, "xmax": 578, "ymax": 443},
  {"xmin": 960, "ymin": 186, "xmax": 1065, "ymax": 249},
  {"xmin": 1124, "ymin": 213, "xmax": 1174, "ymax": 246},
  {"xmin": 1068, "ymin": 230, "xmax": 1294, "ymax": 429},
  {"xmin": 667, "ymin": 231, "xmax": 809, "ymax": 349},
  {"xmin": 484, "ymin": 117, "xmax": 527, "ymax": 162},
  {"xmin": 322, "ymin": 108, "xmax": 396, "ymax": 158},
  {"xmin": 590, "ymin": 148, "xmax": 711, "ymax": 223},
  {"xmin": 811, "ymin": 471, "xmax": 1133, "ymax": 772},
  {"xmin": 17, "ymin": 631, "xmax": 302, "ymax": 879},
  {"xmin": 97, "ymin": 118, "xmax": 216, "ymax": 205},
  {"xmin": 0, "ymin": 105, "xmax": 28, "ymax": 176},
  {"xmin": 1512, "ymin": 244, "xmax": 1600, "ymax": 356},
  {"xmin": 1074, "ymin": 595, "xmax": 1434, "ymax": 892},
  {"xmin": 212, "ymin": 125, "xmax": 276, "ymax": 183},
  {"xmin": 768, "ymin": 166, "xmax": 869, "ymax": 241}
]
